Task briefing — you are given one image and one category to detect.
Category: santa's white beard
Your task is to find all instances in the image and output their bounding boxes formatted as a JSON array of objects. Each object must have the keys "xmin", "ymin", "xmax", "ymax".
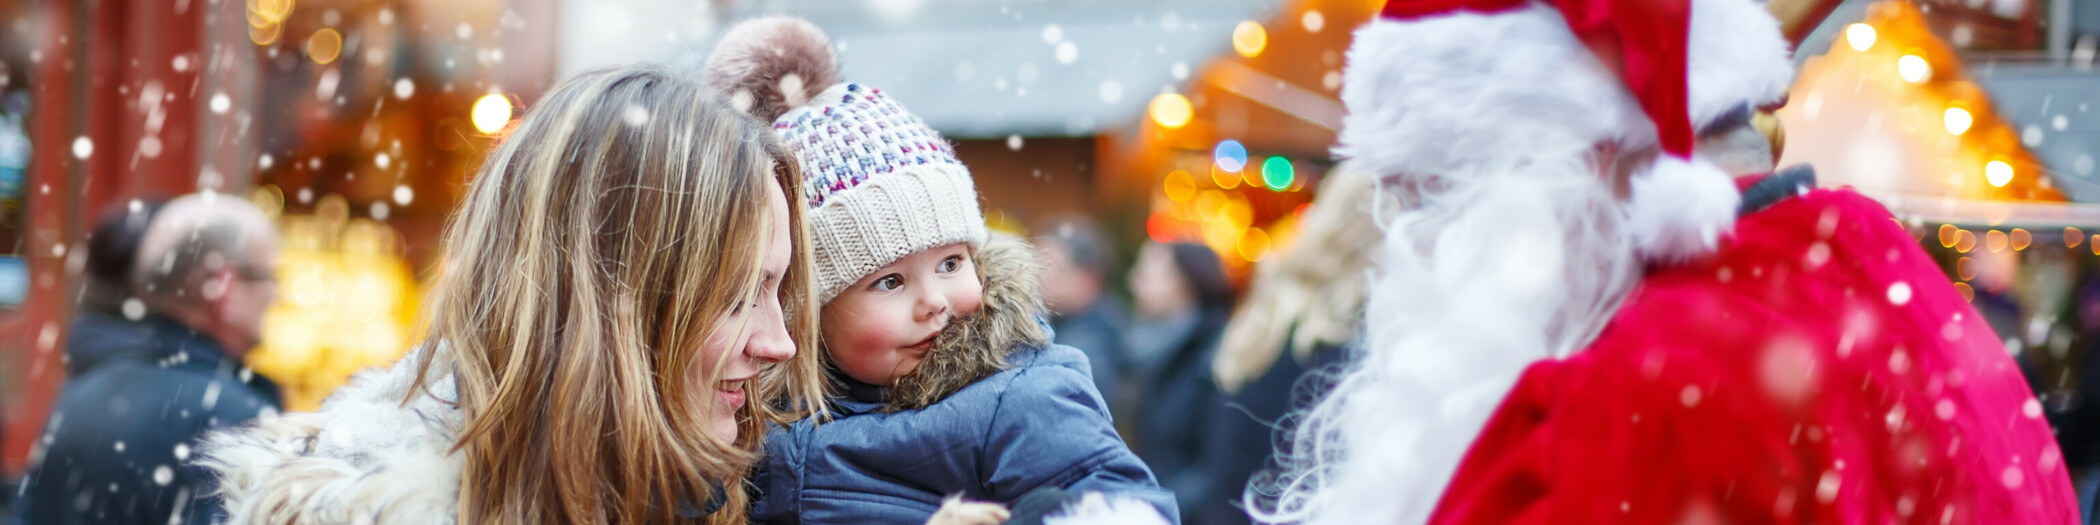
[{"xmin": 1251, "ymin": 156, "xmax": 1641, "ymax": 525}]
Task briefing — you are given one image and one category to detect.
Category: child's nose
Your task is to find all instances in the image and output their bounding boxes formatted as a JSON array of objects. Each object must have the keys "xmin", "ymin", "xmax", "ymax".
[{"xmin": 917, "ymin": 289, "xmax": 950, "ymax": 321}]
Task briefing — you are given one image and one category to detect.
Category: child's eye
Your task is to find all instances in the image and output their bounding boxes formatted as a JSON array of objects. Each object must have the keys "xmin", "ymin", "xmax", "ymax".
[
  {"xmin": 872, "ymin": 274, "xmax": 903, "ymax": 292},
  {"xmin": 937, "ymin": 255, "xmax": 963, "ymax": 273}
]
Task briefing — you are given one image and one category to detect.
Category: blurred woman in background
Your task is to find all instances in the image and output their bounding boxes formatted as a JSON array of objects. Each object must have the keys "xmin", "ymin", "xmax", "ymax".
[
  {"xmin": 198, "ymin": 63, "xmax": 822, "ymax": 524},
  {"xmin": 1126, "ymin": 241, "xmax": 1234, "ymax": 523},
  {"xmin": 1208, "ymin": 166, "xmax": 1387, "ymax": 524}
]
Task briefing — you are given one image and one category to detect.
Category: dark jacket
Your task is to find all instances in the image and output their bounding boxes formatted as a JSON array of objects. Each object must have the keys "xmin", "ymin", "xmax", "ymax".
[
  {"xmin": 61, "ymin": 311, "xmax": 158, "ymax": 378},
  {"xmin": 1198, "ymin": 336, "xmax": 1351, "ymax": 525},
  {"xmin": 1050, "ymin": 298, "xmax": 1131, "ymax": 415},
  {"xmin": 751, "ymin": 236, "xmax": 1176, "ymax": 524},
  {"xmin": 1129, "ymin": 307, "xmax": 1230, "ymax": 523},
  {"xmin": 16, "ymin": 316, "xmax": 281, "ymax": 525}
]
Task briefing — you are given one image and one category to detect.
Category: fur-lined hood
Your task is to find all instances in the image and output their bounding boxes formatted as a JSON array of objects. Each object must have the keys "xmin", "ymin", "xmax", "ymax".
[
  {"xmin": 869, "ymin": 233, "xmax": 1051, "ymax": 412},
  {"xmin": 195, "ymin": 353, "xmax": 466, "ymax": 524}
]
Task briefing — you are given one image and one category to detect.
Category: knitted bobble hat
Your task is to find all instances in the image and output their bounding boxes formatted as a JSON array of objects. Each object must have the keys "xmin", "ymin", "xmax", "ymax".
[{"xmin": 706, "ymin": 16, "xmax": 988, "ymax": 304}]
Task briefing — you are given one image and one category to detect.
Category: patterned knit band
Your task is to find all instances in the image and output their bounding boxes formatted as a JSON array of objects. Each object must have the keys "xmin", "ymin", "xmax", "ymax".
[{"xmin": 775, "ymin": 83, "xmax": 988, "ymax": 303}]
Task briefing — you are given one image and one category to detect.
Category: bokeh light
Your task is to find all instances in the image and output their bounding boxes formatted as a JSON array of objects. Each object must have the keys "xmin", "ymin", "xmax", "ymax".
[
  {"xmin": 306, "ymin": 28, "xmax": 343, "ymax": 64},
  {"xmin": 1898, "ymin": 54, "xmax": 1931, "ymax": 83},
  {"xmin": 1233, "ymin": 21, "xmax": 1267, "ymax": 58},
  {"xmin": 470, "ymin": 94, "xmax": 513, "ymax": 135},
  {"xmin": 1985, "ymin": 160, "xmax": 2014, "ymax": 187},
  {"xmin": 1261, "ymin": 156, "xmax": 1294, "ymax": 190},
  {"xmin": 1163, "ymin": 170, "xmax": 1197, "ymax": 202},
  {"xmin": 1846, "ymin": 23, "xmax": 1877, "ymax": 51},
  {"xmin": 1214, "ymin": 139, "xmax": 1248, "ymax": 172},
  {"xmin": 1239, "ymin": 228, "xmax": 1272, "ymax": 261},
  {"xmin": 1211, "ymin": 165, "xmax": 1242, "ymax": 189},
  {"xmin": 1149, "ymin": 93, "xmax": 1193, "ymax": 129},
  {"xmin": 1943, "ymin": 107, "xmax": 1971, "ymax": 135}
]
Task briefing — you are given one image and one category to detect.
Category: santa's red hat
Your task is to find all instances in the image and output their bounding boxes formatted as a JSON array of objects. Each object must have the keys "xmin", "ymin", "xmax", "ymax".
[{"xmin": 1337, "ymin": 0, "xmax": 1794, "ymax": 261}]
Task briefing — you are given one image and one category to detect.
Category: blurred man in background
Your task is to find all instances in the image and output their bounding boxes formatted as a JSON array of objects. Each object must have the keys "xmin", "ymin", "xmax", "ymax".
[
  {"xmin": 16, "ymin": 193, "xmax": 282, "ymax": 525},
  {"xmin": 1035, "ymin": 216, "xmax": 1130, "ymax": 415}
]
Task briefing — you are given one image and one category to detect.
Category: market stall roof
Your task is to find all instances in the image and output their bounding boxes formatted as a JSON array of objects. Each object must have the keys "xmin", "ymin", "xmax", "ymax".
[
  {"xmin": 1776, "ymin": 0, "xmax": 2100, "ymax": 226},
  {"xmin": 1792, "ymin": 0, "xmax": 2100, "ymax": 206},
  {"xmin": 557, "ymin": 0, "xmax": 1286, "ymax": 138}
]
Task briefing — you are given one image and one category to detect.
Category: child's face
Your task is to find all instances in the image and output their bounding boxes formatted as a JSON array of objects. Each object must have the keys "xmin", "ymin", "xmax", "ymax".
[{"xmin": 821, "ymin": 243, "xmax": 983, "ymax": 385}]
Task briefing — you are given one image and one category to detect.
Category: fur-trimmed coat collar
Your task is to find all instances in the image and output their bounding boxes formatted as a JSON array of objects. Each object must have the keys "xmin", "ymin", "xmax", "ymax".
[
  {"xmin": 865, "ymin": 233, "xmax": 1051, "ymax": 412},
  {"xmin": 195, "ymin": 353, "xmax": 465, "ymax": 524}
]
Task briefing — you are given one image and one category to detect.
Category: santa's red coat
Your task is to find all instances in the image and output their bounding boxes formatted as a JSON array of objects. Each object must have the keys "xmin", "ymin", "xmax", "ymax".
[{"xmin": 1429, "ymin": 185, "xmax": 2078, "ymax": 524}]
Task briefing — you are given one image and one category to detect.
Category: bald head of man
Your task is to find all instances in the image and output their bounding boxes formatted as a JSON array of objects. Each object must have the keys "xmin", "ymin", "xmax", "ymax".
[{"xmin": 132, "ymin": 193, "xmax": 280, "ymax": 358}]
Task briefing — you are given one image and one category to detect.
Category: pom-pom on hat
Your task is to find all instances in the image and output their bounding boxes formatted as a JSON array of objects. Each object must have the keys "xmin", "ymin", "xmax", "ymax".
[{"xmin": 706, "ymin": 16, "xmax": 988, "ymax": 304}]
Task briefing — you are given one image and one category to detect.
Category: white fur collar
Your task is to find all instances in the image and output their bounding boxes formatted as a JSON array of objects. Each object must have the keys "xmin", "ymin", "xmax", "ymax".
[{"xmin": 196, "ymin": 353, "xmax": 465, "ymax": 524}]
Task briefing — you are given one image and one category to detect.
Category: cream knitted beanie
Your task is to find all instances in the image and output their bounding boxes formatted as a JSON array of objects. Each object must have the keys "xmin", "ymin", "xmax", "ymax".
[{"xmin": 705, "ymin": 17, "xmax": 988, "ymax": 304}]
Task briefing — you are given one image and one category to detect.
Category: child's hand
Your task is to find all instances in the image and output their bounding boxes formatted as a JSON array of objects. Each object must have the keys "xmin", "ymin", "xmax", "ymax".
[{"xmin": 927, "ymin": 494, "xmax": 1010, "ymax": 525}]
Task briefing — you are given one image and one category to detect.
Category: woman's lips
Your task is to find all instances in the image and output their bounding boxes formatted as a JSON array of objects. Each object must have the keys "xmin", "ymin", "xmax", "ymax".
[{"xmin": 718, "ymin": 380, "xmax": 749, "ymax": 411}]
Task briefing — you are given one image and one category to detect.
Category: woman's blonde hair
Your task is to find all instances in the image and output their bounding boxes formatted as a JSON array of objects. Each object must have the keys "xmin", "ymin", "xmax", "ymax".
[
  {"xmin": 409, "ymin": 63, "xmax": 821, "ymax": 523},
  {"xmin": 1214, "ymin": 165, "xmax": 1389, "ymax": 393}
]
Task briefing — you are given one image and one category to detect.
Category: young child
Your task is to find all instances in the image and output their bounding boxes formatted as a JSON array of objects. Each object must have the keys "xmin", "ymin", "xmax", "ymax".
[{"xmin": 705, "ymin": 17, "xmax": 1177, "ymax": 524}]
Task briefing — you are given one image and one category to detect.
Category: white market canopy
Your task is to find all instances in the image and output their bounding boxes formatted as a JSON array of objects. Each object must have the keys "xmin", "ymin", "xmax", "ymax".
[{"xmin": 556, "ymin": 0, "xmax": 1288, "ymax": 138}]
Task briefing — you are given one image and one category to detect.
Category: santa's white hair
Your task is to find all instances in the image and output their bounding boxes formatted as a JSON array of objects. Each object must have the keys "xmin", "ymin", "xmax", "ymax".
[{"xmin": 1248, "ymin": 0, "xmax": 1793, "ymax": 523}]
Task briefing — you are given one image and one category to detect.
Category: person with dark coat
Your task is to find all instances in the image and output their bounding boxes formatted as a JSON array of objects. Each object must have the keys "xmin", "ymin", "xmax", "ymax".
[
  {"xmin": 16, "ymin": 194, "xmax": 282, "ymax": 525},
  {"xmin": 62, "ymin": 199, "xmax": 165, "ymax": 379},
  {"xmin": 1125, "ymin": 241, "xmax": 1234, "ymax": 523},
  {"xmin": 1035, "ymin": 216, "xmax": 1133, "ymax": 419},
  {"xmin": 1202, "ymin": 166, "xmax": 1385, "ymax": 524}
]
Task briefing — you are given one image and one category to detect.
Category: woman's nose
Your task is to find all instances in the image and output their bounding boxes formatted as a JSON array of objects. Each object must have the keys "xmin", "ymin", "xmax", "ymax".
[{"xmin": 745, "ymin": 313, "xmax": 795, "ymax": 363}]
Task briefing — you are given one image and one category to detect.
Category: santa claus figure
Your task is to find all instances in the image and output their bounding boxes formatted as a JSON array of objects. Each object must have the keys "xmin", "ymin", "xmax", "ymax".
[{"xmin": 1253, "ymin": 0, "xmax": 2079, "ymax": 523}]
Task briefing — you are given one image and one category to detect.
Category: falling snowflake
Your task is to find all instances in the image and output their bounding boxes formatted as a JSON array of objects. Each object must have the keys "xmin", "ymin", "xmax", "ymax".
[
  {"xmin": 121, "ymin": 298, "xmax": 145, "ymax": 320},
  {"xmin": 375, "ymin": 152, "xmax": 391, "ymax": 170},
  {"xmin": 623, "ymin": 104, "xmax": 649, "ymax": 127},
  {"xmin": 1006, "ymin": 135, "xmax": 1024, "ymax": 151},
  {"xmin": 209, "ymin": 93, "xmax": 230, "ymax": 114},
  {"xmin": 1887, "ymin": 282, "xmax": 1913, "ymax": 305},
  {"xmin": 152, "ymin": 465, "xmax": 174, "ymax": 486},
  {"xmin": 71, "ymin": 136, "xmax": 92, "ymax": 160},
  {"xmin": 1054, "ymin": 42, "xmax": 1078, "ymax": 65},
  {"xmin": 393, "ymin": 78, "xmax": 415, "ymax": 100},
  {"xmin": 1098, "ymin": 81, "xmax": 1123, "ymax": 104},
  {"xmin": 1041, "ymin": 24, "xmax": 1063, "ymax": 44},
  {"xmin": 372, "ymin": 202, "xmax": 390, "ymax": 220}
]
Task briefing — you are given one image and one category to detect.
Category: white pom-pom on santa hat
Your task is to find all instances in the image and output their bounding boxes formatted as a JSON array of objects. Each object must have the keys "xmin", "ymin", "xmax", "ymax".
[{"xmin": 1625, "ymin": 155, "xmax": 1742, "ymax": 263}]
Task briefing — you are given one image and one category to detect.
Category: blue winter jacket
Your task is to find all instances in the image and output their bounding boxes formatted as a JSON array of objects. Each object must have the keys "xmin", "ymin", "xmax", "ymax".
[{"xmin": 751, "ymin": 343, "xmax": 1177, "ymax": 524}]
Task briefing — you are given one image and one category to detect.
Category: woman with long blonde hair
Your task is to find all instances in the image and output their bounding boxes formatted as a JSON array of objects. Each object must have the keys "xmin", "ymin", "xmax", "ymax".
[{"xmin": 197, "ymin": 63, "xmax": 823, "ymax": 523}]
